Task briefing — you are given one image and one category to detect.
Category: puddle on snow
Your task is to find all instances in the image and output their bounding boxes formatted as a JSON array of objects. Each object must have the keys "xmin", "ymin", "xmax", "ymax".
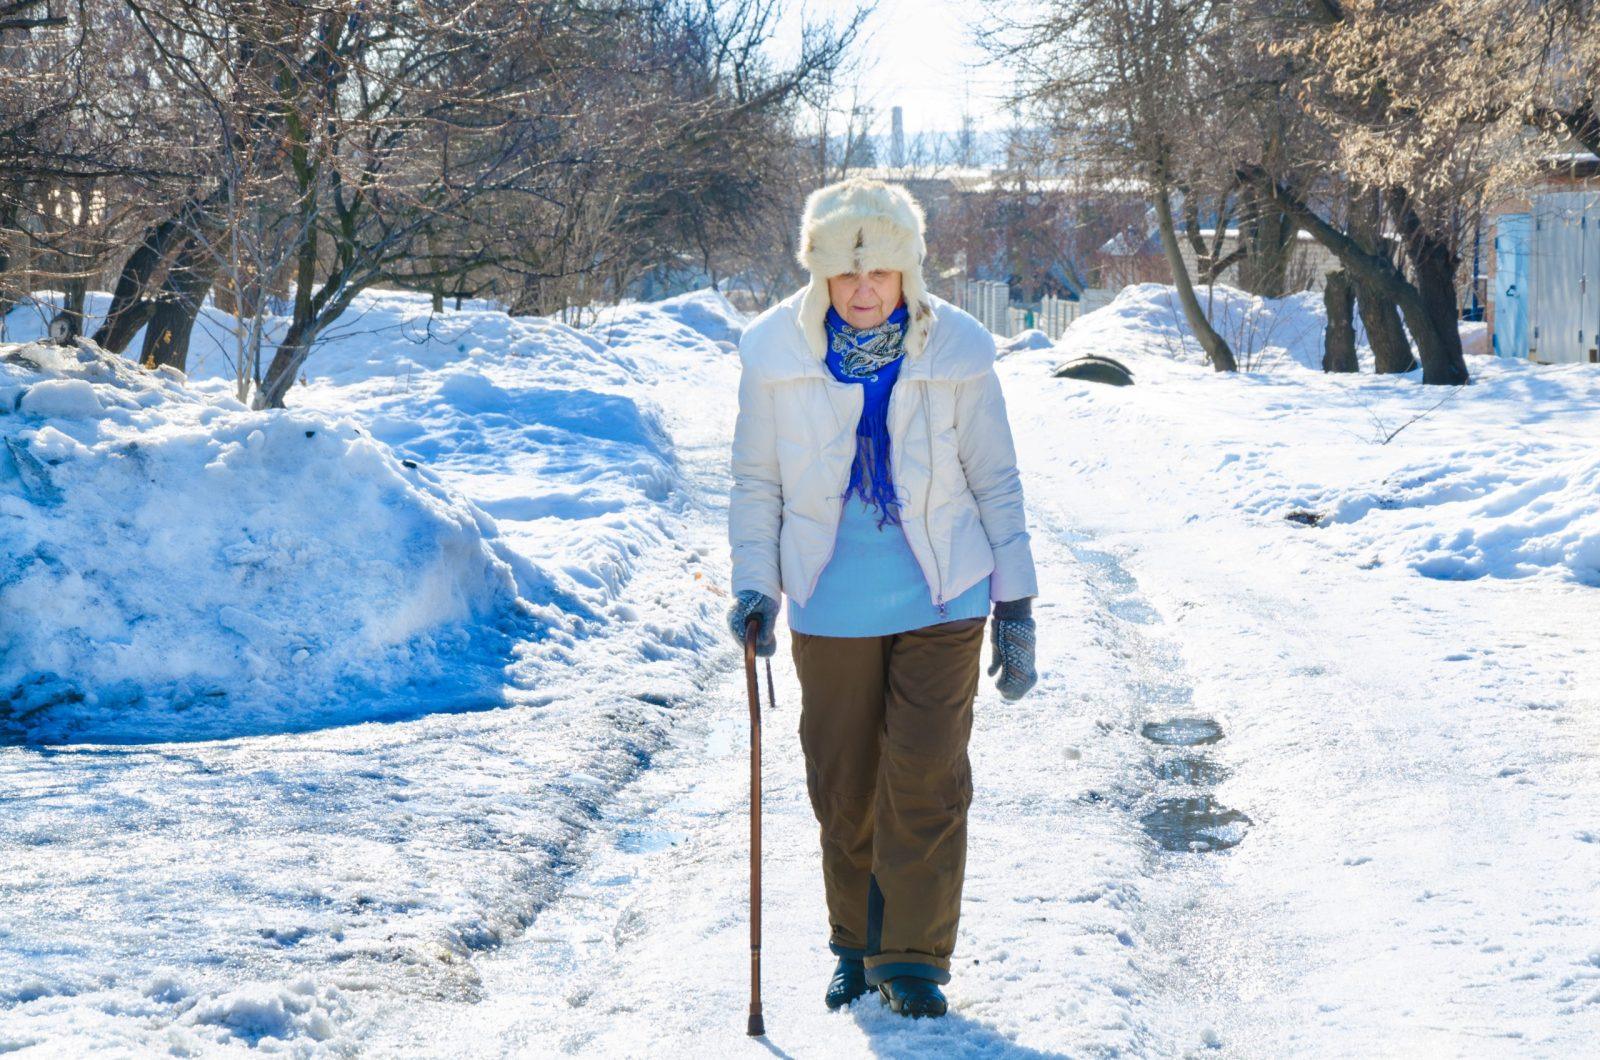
[
  {"xmin": 1140, "ymin": 797, "xmax": 1251, "ymax": 853},
  {"xmin": 1128, "ymin": 676, "xmax": 1195, "ymax": 710},
  {"xmin": 1141, "ymin": 717, "xmax": 1224, "ymax": 746},
  {"xmin": 1068, "ymin": 544, "xmax": 1160, "ymax": 625},
  {"xmin": 1150, "ymin": 756, "xmax": 1229, "ymax": 785},
  {"xmin": 1060, "ymin": 525, "xmax": 1249, "ymax": 855},
  {"xmin": 1107, "ymin": 595, "xmax": 1160, "ymax": 625}
]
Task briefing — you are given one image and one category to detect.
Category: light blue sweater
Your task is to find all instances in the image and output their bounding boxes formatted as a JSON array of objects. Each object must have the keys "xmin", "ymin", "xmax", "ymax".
[{"xmin": 787, "ymin": 495, "xmax": 991, "ymax": 637}]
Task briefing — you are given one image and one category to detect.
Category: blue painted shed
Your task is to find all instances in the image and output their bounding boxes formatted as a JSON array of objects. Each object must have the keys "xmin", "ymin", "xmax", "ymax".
[{"xmin": 1492, "ymin": 213, "xmax": 1530, "ymax": 358}]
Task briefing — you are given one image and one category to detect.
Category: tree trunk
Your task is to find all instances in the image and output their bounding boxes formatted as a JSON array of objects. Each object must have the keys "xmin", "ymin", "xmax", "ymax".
[
  {"xmin": 259, "ymin": 301, "xmax": 315, "ymax": 409},
  {"xmin": 139, "ymin": 244, "xmax": 221, "ymax": 372},
  {"xmin": 1322, "ymin": 270, "xmax": 1358, "ymax": 372},
  {"xmin": 63, "ymin": 276, "xmax": 88, "ymax": 329},
  {"xmin": 1237, "ymin": 187, "xmax": 1297, "ymax": 298},
  {"xmin": 1348, "ymin": 187, "xmax": 1415, "ymax": 373},
  {"xmin": 256, "ymin": 271, "xmax": 361, "ymax": 409},
  {"xmin": 1240, "ymin": 167, "xmax": 1467, "ymax": 384},
  {"xmin": 1152, "ymin": 184, "xmax": 1237, "ymax": 372},
  {"xmin": 92, "ymin": 217, "xmax": 188, "ymax": 352},
  {"xmin": 427, "ymin": 229, "xmax": 444, "ymax": 312},
  {"xmin": 1355, "ymin": 282, "xmax": 1414, "ymax": 373},
  {"xmin": 1400, "ymin": 262, "xmax": 1470, "ymax": 385},
  {"xmin": 1389, "ymin": 188, "xmax": 1470, "ymax": 385},
  {"xmin": 258, "ymin": 314, "xmax": 316, "ymax": 409},
  {"xmin": 258, "ymin": 342, "xmax": 306, "ymax": 408},
  {"xmin": 93, "ymin": 188, "xmax": 226, "ymax": 353}
]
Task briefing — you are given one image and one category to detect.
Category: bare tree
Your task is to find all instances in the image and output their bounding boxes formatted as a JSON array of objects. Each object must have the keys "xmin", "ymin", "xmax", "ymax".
[
  {"xmin": 985, "ymin": 0, "xmax": 1239, "ymax": 370},
  {"xmin": 1, "ymin": 2, "xmax": 167, "ymax": 329},
  {"xmin": 1227, "ymin": 0, "xmax": 1555, "ymax": 385}
]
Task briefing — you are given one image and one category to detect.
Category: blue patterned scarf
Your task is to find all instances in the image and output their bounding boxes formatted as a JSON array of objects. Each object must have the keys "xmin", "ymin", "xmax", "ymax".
[{"xmin": 824, "ymin": 301, "xmax": 909, "ymax": 527}]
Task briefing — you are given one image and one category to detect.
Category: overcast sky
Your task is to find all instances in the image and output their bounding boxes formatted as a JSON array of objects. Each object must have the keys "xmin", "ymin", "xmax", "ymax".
[{"xmin": 770, "ymin": 0, "xmax": 1022, "ymax": 135}]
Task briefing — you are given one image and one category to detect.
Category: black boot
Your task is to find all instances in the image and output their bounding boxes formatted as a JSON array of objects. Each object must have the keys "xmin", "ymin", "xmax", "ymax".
[
  {"xmin": 877, "ymin": 976, "xmax": 947, "ymax": 1018},
  {"xmin": 825, "ymin": 957, "xmax": 870, "ymax": 1010}
]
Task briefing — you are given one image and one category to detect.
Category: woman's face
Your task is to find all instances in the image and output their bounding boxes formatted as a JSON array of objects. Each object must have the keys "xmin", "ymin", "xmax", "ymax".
[{"xmin": 827, "ymin": 269, "xmax": 903, "ymax": 329}]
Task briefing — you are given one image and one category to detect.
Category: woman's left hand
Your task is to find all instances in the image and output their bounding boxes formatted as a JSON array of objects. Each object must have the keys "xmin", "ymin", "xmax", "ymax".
[{"xmin": 988, "ymin": 598, "xmax": 1037, "ymax": 700}]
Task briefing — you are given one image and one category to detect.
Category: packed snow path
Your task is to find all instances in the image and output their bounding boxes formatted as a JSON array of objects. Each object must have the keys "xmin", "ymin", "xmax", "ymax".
[
  {"xmin": 369, "ymin": 317, "xmax": 1599, "ymax": 1055},
  {"xmin": 5, "ymin": 289, "xmax": 1598, "ymax": 1055}
]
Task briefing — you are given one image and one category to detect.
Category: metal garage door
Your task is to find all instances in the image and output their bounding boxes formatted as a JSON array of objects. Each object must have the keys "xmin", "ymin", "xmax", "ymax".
[{"xmin": 1530, "ymin": 192, "xmax": 1600, "ymax": 364}]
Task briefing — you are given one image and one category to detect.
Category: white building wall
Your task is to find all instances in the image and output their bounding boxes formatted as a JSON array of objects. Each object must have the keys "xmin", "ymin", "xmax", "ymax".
[{"xmin": 1176, "ymin": 232, "xmax": 1340, "ymax": 293}]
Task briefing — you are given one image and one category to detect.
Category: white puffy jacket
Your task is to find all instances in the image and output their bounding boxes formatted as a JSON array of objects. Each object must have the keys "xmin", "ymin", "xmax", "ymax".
[{"xmin": 729, "ymin": 287, "xmax": 1038, "ymax": 611}]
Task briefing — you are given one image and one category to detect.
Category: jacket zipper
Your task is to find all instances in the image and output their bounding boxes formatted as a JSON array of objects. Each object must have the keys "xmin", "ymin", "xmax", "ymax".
[{"xmin": 921, "ymin": 385, "xmax": 946, "ymax": 615}]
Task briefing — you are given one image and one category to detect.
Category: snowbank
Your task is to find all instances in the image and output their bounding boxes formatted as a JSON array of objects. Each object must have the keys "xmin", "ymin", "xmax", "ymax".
[
  {"xmin": 1258, "ymin": 434, "xmax": 1600, "ymax": 585},
  {"xmin": 1041, "ymin": 283, "xmax": 1600, "ymax": 586},
  {"xmin": 998, "ymin": 327, "xmax": 1055, "ymax": 357},
  {"xmin": 0, "ymin": 286, "xmax": 746, "ymax": 1056},
  {"xmin": 650, "ymin": 288, "xmax": 746, "ymax": 347},
  {"xmin": 1057, "ymin": 282, "xmax": 1342, "ymax": 371},
  {"xmin": 0, "ymin": 338, "xmax": 537, "ymax": 743},
  {"xmin": 0, "ymin": 286, "xmax": 745, "ymax": 742}
]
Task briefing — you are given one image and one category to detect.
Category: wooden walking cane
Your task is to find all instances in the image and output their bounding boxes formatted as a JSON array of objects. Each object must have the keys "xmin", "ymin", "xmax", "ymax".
[{"xmin": 743, "ymin": 616, "xmax": 772, "ymax": 1037}]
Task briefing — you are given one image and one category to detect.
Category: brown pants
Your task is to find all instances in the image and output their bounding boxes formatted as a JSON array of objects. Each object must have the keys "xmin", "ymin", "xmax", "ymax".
[{"xmin": 790, "ymin": 616, "xmax": 986, "ymax": 986}]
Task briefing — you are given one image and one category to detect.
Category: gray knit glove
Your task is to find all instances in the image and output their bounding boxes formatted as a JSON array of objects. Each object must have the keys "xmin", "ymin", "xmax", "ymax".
[
  {"xmin": 988, "ymin": 598, "xmax": 1037, "ymax": 700},
  {"xmin": 727, "ymin": 589, "xmax": 779, "ymax": 658}
]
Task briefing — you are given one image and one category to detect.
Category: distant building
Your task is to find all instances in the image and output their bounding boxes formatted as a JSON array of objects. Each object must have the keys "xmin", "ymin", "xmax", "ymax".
[
  {"xmin": 844, "ymin": 159, "xmax": 1341, "ymax": 337},
  {"xmin": 842, "ymin": 163, "xmax": 1147, "ymax": 298},
  {"xmin": 1175, "ymin": 230, "xmax": 1341, "ymax": 294}
]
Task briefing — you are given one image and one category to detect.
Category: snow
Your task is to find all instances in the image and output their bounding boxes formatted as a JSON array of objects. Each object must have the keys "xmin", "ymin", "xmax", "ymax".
[
  {"xmin": 0, "ymin": 336, "xmax": 537, "ymax": 743},
  {"xmin": 0, "ymin": 288, "xmax": 743, "ymax": 1053},
  {"xmin": 1053, "ymin": 284, "xmax": 1600, "ymax": 585},
  {"xmin": 996, "ymin": 328, "xmax": 1053, "ymax": 357},
  {"xmin": 1060, "ymin": 282, "xmax": 1342, "ymax": 371},
  {"xmin": 3, "ymin": 283, "xmax": 1598, "ymax": 1055}
]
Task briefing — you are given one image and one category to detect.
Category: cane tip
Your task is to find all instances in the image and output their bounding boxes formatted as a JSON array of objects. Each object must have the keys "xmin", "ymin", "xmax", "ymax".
[{"xmin": 747, "ymin": 1012, "xmax": 765, "ymax": 1037}]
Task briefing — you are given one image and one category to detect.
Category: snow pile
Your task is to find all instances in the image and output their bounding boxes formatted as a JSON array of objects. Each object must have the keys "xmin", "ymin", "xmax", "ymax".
[
  {"xmin": 649, "ymin": 288, "xmax": 746, "ymax": 347},
  {"xmin": 180, "ymin": 976, "xmax": 350, "ymax": 1050},
  {"xmin": 0, "ymin": 287, "xmax": 745, "ymax": 1055},
  {"xmin": 1040, "ymin": 283, "xmax": 1600, "ymax": 585},
  {"xmin": 585, "ymin": 287, "xmax": 744, "ymax": 356},
  {"xmin": 274, "ymin": 290, "xmax": 732, "ymax": 664},
  {"xmin": 998, "ymin": 327, "xmax": 1055, "ymax": 357},
  {"xmin": 0, "ymin": 286, "xmax": 748, "ymax": 744},
  {"xmin": 1262, "ymin": 443, "xmax": 1600, "ymax": 584},
  {"xmin": 1058, "ymin": 282, "xmax": 1337, "ymax": 371},
  {"xmin": 0, "ymin": 338, "xmax": 537, "ymax": 742}
]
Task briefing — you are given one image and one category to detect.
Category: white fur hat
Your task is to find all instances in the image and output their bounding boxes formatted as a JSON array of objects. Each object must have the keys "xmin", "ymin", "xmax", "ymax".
[{"xmin": 795, "ymin": 177, "xmax": 933, "ymax": 361}]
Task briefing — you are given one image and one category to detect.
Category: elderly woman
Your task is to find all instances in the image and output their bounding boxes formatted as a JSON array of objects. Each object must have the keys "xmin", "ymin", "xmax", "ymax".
[{"xmin": 726, "ymin": 177, "xmax": 1038, "ymax": 1019}]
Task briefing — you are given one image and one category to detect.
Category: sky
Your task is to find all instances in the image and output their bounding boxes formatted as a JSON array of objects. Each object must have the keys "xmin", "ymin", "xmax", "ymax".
[{"xmin": 770, "ymin": 0, "xmax": 1023, "ymax": 135}]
